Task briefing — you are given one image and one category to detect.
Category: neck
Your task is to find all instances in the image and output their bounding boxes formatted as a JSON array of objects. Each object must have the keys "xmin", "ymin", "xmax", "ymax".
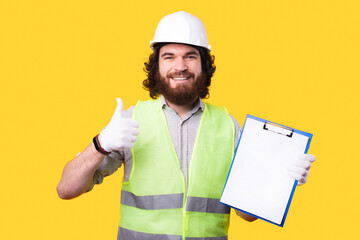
[{"xmin": 165, "ymin": 98, "xmax": 198, "ymax": 120}]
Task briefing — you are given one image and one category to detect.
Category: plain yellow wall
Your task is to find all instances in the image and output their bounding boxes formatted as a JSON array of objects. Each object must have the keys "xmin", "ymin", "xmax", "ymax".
[{"xmin": 1, "ymin": 0, "xmax": 359, "ymax": 239}]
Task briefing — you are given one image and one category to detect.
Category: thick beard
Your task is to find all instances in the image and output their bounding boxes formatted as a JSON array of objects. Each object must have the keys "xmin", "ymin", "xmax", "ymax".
[{"xmin": 156, "ymin": 70, "xmax": 207, "ymax": 106}]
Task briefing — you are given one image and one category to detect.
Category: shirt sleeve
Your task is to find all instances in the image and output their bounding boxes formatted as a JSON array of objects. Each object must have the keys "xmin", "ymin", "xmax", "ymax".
[
  {"xmin": 87, "ymin": 151, "xmax": 124, "ymax": 191},
  {"xmin": 87, "ymin": 105, "xmax": 135, "ymax": 192},
  {"xmin": 229, "ymin": 115, "xmax": 241, "ymax": 149}
]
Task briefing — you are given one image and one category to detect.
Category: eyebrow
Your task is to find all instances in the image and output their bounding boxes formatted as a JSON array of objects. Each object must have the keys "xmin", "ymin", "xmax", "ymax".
[{"xmin": 160, "ymin": 51, "xmax": 199, "ymax": 58}]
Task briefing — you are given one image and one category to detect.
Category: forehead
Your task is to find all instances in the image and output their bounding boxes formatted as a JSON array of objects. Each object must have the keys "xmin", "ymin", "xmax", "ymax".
[{"xmin": 159, "ymin": 43, "xmax": 199, "ymax": 55}]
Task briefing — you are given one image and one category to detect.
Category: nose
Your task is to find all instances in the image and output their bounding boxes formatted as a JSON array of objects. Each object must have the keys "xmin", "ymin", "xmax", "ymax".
[{"xmin": 173, "ymin": 57, "xmax": 187, "ymax": 72}]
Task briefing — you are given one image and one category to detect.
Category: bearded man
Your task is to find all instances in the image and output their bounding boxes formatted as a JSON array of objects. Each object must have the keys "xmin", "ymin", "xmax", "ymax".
[{"xmin": 57, "ymin": 11, "xmax": 315, "ymax": 240}]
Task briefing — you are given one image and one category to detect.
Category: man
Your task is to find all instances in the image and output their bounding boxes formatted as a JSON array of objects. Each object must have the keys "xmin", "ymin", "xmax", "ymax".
[{"xmin": 57, "ymin": 11, "xmax": 315, "ymax": 240}]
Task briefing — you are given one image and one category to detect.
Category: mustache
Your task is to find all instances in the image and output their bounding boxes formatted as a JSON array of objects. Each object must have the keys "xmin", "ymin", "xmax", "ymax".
[{"xmin": 167, "ymin": 70, "xmax": 195, "ymax": 79}]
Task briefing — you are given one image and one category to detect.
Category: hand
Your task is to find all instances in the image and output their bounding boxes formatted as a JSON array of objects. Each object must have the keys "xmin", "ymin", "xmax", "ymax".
[
  {"xmin": 288, "ymin": 154, "xmax": 316, "ymax": 186},
  {"xmin": 99, "ymin": 98, "xmax": 139, "ymax": 152}
]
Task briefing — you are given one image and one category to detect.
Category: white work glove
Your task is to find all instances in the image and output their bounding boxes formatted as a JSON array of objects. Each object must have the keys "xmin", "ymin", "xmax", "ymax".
[
  {"xmin": 288, "ymin": 154, "xmax": 316, "ymax": 186},
  {"xmin": 99, "ymin": 98, "xmax": 139, "ymax": 152}
]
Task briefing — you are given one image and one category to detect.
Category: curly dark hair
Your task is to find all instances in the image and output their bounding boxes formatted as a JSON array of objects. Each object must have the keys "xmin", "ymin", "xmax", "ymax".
[{"xmin": 143, "ymin": 43, "xmax": 216, "ymax": 99}]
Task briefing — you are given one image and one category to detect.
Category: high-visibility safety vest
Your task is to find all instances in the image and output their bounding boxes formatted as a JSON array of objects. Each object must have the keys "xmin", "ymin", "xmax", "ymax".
[{"xmin": 118, "ymin": 98, "xmax": 235, "ymax": 240}]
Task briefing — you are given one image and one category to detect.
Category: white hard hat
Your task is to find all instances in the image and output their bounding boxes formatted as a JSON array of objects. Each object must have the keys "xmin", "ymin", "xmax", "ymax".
[{"xmin": 150, "ymin": 11, "xmax": 211, "ymax": 51}]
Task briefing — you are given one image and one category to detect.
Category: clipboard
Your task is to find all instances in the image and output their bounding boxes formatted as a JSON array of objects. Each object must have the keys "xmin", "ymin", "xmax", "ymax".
[{"xmin": 220, "ymin": 115, "xmax": 312, "ymax": 227}]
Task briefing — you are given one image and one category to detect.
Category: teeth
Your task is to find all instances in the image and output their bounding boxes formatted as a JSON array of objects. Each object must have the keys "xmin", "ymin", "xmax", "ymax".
[{"xmin": 172, "ymin": 77, "xmax": 188, "ymax": 80}]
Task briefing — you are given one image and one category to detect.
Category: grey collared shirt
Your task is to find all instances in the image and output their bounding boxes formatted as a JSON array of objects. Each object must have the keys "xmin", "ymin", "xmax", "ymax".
[{"xmin": 89, "ymin": 96, "xmax": 241, "ymax": 191}]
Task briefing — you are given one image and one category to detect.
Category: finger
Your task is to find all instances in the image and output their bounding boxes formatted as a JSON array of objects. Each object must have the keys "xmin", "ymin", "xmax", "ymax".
[
  {"xmin": 114, "ymin": 98, "xmax": 124, "ymax": 117},
  {"xmin": 128, "ymin": 119, "xmax": 140, "ymax": 128},
  {"xmin": 290, "ymin": 160, "xmax": 311, "ymax": 169},
  {"xmin": 131, "ymin": 128, "xmax": 139, "ymax": 136},
  {"xmin": 288, "ymin": 171, "xmax": 304, "ymax": 182},
  {"xmin": 288, "ymin": 170, "xmax": 308, "ymax": 185},
  {"xmin": 288, "ymin": 166, "xmax": 307, "ymax": 177},
  {"xmin": 299, "ymin": 154, "xmax": 316, "ymax": 163}
]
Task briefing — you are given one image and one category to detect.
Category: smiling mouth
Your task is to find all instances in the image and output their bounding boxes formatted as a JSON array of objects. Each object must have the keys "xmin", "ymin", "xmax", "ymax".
[{"xmin": 171, "ymin": 77, "xmax": 191, "ymax": 81}]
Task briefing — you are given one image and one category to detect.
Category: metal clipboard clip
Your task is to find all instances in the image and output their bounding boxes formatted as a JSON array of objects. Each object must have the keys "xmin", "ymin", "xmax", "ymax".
[{"xmin": 263, "ymin": 122, "xmax": 294, "ymax": 138}]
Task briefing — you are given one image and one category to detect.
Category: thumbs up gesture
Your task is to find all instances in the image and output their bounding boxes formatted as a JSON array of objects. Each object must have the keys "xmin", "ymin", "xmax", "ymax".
[{"xmin": 99, "ymin": 98, "xmax": 139, "ymax": 152}]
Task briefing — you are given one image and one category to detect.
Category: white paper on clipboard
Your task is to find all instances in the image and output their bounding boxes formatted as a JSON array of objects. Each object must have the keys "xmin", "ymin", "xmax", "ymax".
[{"xmin": 220, "ymin": 115, "xmax": 312, "ymax": 226}]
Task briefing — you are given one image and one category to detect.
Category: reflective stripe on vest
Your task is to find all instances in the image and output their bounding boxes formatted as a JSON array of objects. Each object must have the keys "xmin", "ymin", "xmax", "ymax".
[
  {"xmin": 186, "ymin": 196, "xmax": 230, "ymax": 214},
  {"xmin": 121, "ymin": 190, "xmax": 230, "ymax": 214},
  {"xmin": 119, "ymin": 99, "xmax": 234, "ymax": 239},
  {"xmin": 121, "ymin": 190, "xmax": 183, "ymax": 210}
]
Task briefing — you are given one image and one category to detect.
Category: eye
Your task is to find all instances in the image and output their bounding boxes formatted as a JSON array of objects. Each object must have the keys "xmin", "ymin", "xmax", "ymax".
[
  {"xmin": 186, "ymin": 55, "xmax": 197, "ymax": 60},
  {"xmin": 164, "ymin": 56, "xmax": 173, "ymax": 60}
]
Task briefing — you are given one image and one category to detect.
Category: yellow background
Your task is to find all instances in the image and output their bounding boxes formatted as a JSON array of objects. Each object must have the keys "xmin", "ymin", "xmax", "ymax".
[{"xmin": 1, "ymin": 0, "xmax": 359, "ymax": 239}]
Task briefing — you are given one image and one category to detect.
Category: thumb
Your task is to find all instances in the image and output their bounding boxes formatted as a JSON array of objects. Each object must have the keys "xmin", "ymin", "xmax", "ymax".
[{"xmin": 113, "ymin": 97, "xmax": 124, "ymax": 117}]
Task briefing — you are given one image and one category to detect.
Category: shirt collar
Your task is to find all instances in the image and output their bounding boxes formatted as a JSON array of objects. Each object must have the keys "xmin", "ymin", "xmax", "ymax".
[{"xmin": 160, "ymin": 95, "xmax": 205, "ymax": 113}]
